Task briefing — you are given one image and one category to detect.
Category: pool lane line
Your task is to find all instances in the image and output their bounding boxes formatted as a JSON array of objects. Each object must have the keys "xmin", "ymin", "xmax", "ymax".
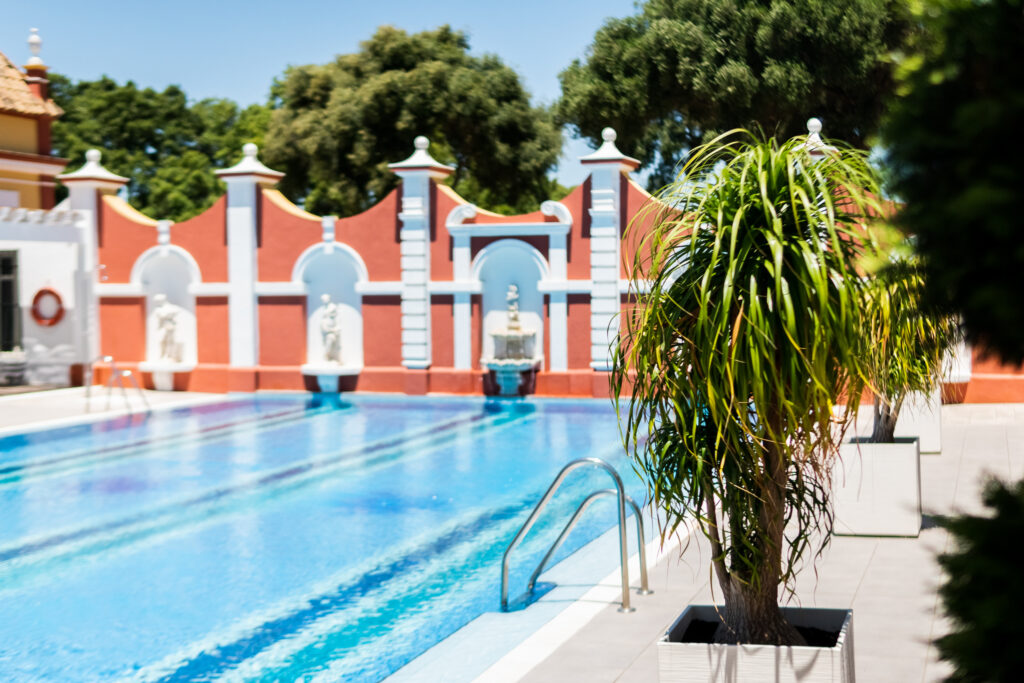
[
  {"xmin": 0, "ymin": 407, "xmax": 530, "ymax": 568},
  {"xmin": 139, "ymin": 497, "xmax": 534, "ymax": 683},
  {"xmin": 0, "ymin": 404, "xmax": 334, "ymax": 485}
]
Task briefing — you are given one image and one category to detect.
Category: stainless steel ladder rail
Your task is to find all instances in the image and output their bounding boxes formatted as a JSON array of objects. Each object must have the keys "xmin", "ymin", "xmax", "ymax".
[
  {"xmin": 500, "ymin": 457, "xmax": 644, "ymax": 613},
  {"xmin": 526, "ymin": 488, "xmax": 652, "ymax": 598},
  {"xmin": 85, "ymin": 355, "xmax": 150, "ymax": 413}
]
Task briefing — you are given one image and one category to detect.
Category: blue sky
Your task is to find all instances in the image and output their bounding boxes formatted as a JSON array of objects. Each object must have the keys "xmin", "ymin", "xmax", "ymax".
[{"xmin": 1, "ymin": 0, "xmax": 639, "ymax": 186}]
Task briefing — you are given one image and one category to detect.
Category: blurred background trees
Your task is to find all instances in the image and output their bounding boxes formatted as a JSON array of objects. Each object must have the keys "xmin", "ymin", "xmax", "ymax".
[{"xmin": 557, "ymin": 0, "xmax": 910, "ymax": 190}]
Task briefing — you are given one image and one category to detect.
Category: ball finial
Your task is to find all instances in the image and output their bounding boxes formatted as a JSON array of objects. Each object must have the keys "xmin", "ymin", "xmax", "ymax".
[
  {"xmin": 85, "ymin": 149, "xmax": 101, "ymax": 163},
  {"xmin": 601, "ymin": 127, "xmax": 617, "ymax": 143},
  {"xmin": 414, "ymin": 136, "xmax": 429, "ymax": 151},
  {"xmin": 242, "ymin": 143, "xmax": 258, "ymax": 158},
  {"xmin": 27, "ymin": 28, "xmax": 43, "ymax": 66},
  {"xmin": 807, "ymin": 118, "xmax": 823, "ymax": 135}
]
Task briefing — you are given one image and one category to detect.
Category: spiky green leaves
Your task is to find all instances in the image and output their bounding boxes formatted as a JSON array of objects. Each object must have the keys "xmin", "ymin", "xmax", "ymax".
[{"xmin": 614, "ymin": 131, "xmax": 886, "ymax": 612}]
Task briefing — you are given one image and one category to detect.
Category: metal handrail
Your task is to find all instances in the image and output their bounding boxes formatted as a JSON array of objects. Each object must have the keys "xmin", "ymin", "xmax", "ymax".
[
  {"xmin": 85, "ymin": 355, "xmax": 150, "ymax": 413},
  {"xmin": 501, "ymin": 457, "xmax": 637, "ymax": 613},
  {"xmin": 84, "ymin": 355, "xmax": 111, "ymax": 407},
  {"xmin": 526, "ymin": 488, "xmax": 652, "ymax": 598}
]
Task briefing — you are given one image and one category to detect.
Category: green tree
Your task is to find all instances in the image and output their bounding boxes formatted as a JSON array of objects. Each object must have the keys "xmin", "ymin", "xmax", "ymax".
[
  {"xmin": 559, "ymin": 0, "xmax": 909, "ymax": 190},
  {"xmin": 937, "ymin": 479, "xmax": 1024, "ymax": 681},
  {"xmin": 49, "ymin": 74, "xmax": 268, "ymax": 222},
  {"xmin": 882, "ymin": 0, "xmax": 1024, "ymax": 364},
  {"xmin": 263, "ymin": 25, "xmax": 562, "ymax": 217}
]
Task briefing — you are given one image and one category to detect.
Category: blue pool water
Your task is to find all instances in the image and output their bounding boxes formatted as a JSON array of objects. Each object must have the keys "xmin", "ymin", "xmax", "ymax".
[{"xmin": 0, "ymin": 394, "xmax": 647, "ymax": 682}]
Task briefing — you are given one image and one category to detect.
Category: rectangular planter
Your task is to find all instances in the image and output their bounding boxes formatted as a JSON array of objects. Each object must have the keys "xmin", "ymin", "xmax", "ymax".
[
  {"xmin": 894, "ymin": 389, "xmax": 942, "ymax": 453},
  {"xmin": 658, "ymin": 604, "xmax": 855, "ymax": 682},
  {"xmin": 835, "ymin": 437, "xmax": 921, "ymax": 537}
]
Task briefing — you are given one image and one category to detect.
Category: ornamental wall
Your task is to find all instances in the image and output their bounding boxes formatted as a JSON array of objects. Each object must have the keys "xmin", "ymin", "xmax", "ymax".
[{"xmin": 0, "ymin": 132, "xmax": 1019, "ymax": 401}]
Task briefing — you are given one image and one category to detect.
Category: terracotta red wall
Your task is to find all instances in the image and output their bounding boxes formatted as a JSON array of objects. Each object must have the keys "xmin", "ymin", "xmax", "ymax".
[
  {"xmin": 196, "ymin": 297, "xmax": 229, "ymax": 364},
  {"xmin": 173, "ymin": 196, "xmax": 228, "ymax": 282},
  {"xmin": 338, "ymin": 189, "xmax": 403, "ymax": 282},
  {"xmin": 258, "ymin": 192, "xmax": 321, "ymax": 281},
  {"xmin": 471, "ymin": 294, "xmax": 482, "ymax": 370},
  {"xmin": 98, "ymin": 198, "xmax": 156, "ymax": 283},
  {"xmin": 362, "ymin": 296, "xmax": 402, "ymax": 367},
  {"xmin": 431, "ymin": 295, "xmax": 454, "ymax": 367},
  {"xmin": 99, "ymin": 298, "xmax": 145, "ymax": 360},
  {"xmin": 567, "ymin": 294, "xmax": 591, "ymax": 369},
  {"xmin": 258, "ymin": 296, "xmax": 306, "ymax": 365},
  {"xmin": 431, "ymin": 184, "xmax": 458, "ymax": 281},
  {"xmin": 562, "ymin": 182, "xmax": 590, "ymax": 279},
  {"xmin": 621, "ymin": 176, "xmax": 667, "ymax": 278}
]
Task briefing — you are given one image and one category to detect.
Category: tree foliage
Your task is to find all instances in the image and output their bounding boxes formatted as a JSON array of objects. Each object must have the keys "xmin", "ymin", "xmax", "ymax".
[
  {"xmin": 559, "ymin": 0, "xmax": 909, "ymax": 189},
  {"xmin": 882, "ymin": 0, "xmax": 1024, "ymax": 364},
  {"xmin": 614, "ymin": 132, "xmax": 885, "ymax": 644},
  {"xmin": 50, "ymin": 74, "xmax": 268, "ymax": 222},
  {"xmin": 937, "ymin": 478, "xmax": 1024, "ymax": 682},
  {"xmin": 263, "ymin": 25, "xmax": 562, "ymax": 217}
]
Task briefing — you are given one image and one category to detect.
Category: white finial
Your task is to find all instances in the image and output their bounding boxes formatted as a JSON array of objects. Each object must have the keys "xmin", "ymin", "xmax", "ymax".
[
  {"xmin": 579, "ymin": 125, "xmax": 640, "ymax": 168},
  {"xmin": 27, "ymin": 28, "xmax": 43, "ymax": 66},
  {"xmin": 86, "ymin": 149, "xmax": 102, "ymax": 163},
  {"xmin": 243, "ymin": 143, "xmax": 258, "ymax": 158},
  {"xmin": 803, "ymin": 116, "xmax": 836, "ymax": 158},
  {"xmin": 387, "ymin": 135, "xmax": 454, "ymax": 176}
]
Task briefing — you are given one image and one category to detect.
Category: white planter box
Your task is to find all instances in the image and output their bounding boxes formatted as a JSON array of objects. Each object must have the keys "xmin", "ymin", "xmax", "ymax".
[
  {"xmin": 894, "ymin": 389, "xmax": 942, "ymax": 453},
  {"xmin": 658, "ymin": 604, "xmax": 854, "ymax": 682},
  {"xmin": 835, "ymin": 437, "xmax": 921, "ymax": 537}
]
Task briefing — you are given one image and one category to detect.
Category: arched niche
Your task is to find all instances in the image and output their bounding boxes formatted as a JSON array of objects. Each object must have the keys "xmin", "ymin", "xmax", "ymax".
[
  {"xmin": 294, "ymin": 244, "xmax": 365, "ymax": 370},
  {"xmin": 132, "ymin": 246, "xmax": 199, "ymax": 366},
  {"xmin": 472, "ymin": 239, "xmax": 549, "ymax": 368}
]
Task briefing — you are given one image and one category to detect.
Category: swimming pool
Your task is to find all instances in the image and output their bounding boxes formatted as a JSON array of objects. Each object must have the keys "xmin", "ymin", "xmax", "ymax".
[{"xmin": 0, "ymin": 394, "xmax": 647, "ymax": 681}]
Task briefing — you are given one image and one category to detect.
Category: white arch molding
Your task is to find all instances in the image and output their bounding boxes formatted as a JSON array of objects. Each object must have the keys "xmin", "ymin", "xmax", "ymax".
[
  {"xmin": 131, "ymin": 245, "xmax": 199, "ymax": 371},
  {"xmin": 293, "ymin": 242, "xmax": 367, "ymax": 374},
  {"xmin": 470, "ymin": 239, "xmax": 551, "ymax": 370}
]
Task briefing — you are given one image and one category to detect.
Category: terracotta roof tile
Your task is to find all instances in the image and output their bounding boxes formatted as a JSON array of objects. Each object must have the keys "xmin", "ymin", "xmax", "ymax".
[{"xmin": 0, "ymin": 50, "xmax": 62, "ymax": 118}]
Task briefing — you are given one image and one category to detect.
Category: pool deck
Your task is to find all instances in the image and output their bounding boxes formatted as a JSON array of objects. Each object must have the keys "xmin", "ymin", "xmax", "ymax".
[
  {"xmin": 486, "ymin": 403, "xmax": 1024, "ymax": 683},
  {"xmin": 0, "ymin": 386, "xmax": 222, "ymax": 436}
]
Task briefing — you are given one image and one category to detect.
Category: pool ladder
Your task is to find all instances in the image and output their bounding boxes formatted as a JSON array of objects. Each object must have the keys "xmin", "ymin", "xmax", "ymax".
[
  {"xmin": 84, "ymin": 355, "xmax": 151, "ymax": 414},
  {"xmin": 500, "ymin": 457, "xmax": 652, "ymax": 613}
]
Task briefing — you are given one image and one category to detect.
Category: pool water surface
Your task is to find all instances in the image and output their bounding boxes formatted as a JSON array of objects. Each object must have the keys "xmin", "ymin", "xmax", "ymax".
[{"xmin": 0, "ymin": 394, "xmax": 645, "ymax": 682}]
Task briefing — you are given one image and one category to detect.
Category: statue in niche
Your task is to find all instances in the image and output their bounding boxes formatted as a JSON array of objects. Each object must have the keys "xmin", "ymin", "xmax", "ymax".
[
  {"xmin": 506, "ymin": 284, "xmax": 521, "ymax": 332},
  {"xmin": 153, "ymin": 294, "xmax": 182, "ymax": 362},
  {"xmin": 320, "ymin": 293, "xmax": 342, "ymax": 363}
]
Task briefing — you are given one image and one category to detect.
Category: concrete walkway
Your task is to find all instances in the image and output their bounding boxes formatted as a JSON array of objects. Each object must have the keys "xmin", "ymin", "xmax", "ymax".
[
  {"xmin": 510, "ymin": 404, "xmax": 1024, "ymax": 682},
  {"xmin": 0, "ymin": 386, "xmax": 222, "ymax": 436}
]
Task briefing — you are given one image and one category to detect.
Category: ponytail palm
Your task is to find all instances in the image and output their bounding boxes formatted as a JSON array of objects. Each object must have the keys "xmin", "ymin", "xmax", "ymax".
[
  {"xmin": 863, "ymin": 259, "xmax": 962, "ymax": 443},
  {"xmin": 613, "ymin": 132, "xmax": 885, "ymax": 645}
]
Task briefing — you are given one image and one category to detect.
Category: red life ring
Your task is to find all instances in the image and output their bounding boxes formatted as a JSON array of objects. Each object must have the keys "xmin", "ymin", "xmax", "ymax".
[{"xmin": 31, "ymin": 288, "xmax": 64, "ymax": 327}]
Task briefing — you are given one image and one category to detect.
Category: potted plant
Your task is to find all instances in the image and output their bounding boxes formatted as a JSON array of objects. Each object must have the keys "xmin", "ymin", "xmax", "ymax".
[
  {"xmin": 613, "ymin": 131, "xmax": 884, "ymax": 680},
  {"xmin": 835, "ymin": 259, "xmax": 960, "ymax": 537}
]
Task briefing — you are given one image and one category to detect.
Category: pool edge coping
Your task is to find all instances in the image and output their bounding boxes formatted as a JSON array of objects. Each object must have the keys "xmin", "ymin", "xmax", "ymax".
[{"xmin": 470, "ymin": 526, "xmax": 685, "ymax": 683}]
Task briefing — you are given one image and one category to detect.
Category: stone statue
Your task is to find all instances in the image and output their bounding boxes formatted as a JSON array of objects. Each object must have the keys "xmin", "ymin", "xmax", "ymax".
[
  {"xmin": 320, "ymin": 293, "xmax": 342, "ymax": 363},
  {"xmin": 153, "ymin": 294, "xmax": 182, "ymax": 362},
  {"xmin": 506, "ymin": 284, "xmax": 521, "ymax": 332}
]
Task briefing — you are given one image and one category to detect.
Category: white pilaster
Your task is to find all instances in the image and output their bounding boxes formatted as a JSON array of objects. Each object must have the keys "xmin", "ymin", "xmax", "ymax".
[
  {"xmin": 58, "ymin": 149, "xmax": 128, "ymax": 365},
  {"xmin": 214, "ymin": 144, "xmax": 284, "ymax": 368},
  {"xmin": 580, "ymin": 128, "xmax": 640, "ymax": 370},
  {"xmin": 389, "ymin": 136, "xmax": 454, "ymax": 370}
]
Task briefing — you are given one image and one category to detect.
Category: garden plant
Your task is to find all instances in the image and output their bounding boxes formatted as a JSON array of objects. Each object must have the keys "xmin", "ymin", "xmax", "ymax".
[
  {"xmin": 859, "ymin": 258, "xmax": 961, "ymax": 444},
  {"xmin": 613, "ymin": 130, "xmax": 885, "ymax": 644}
]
